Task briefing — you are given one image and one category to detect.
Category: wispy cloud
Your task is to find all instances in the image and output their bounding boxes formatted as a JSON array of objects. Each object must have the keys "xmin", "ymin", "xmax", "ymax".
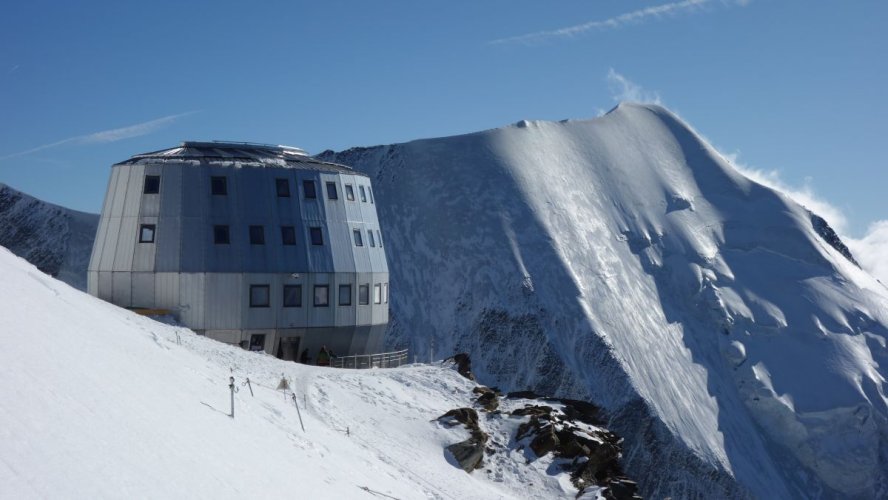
[
  {"xmin": 491, "ymin": 0, "xmax": 750, "ymax": 45},
  {"xmin": 607, "ymin": 68, "xmax": 661, "ymax": 104},
  {"xmin": 0, "ymin": 111, "xmax": 197, "ymax": 161}
]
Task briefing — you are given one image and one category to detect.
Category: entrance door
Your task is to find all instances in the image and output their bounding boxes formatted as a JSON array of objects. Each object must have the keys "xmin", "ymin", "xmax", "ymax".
[
  {"xmin": 277, "ymin": 337, "xmax": 301, "ymax": 362},
  {"xmin": 249, "ymin": 334, "xmax": 266, "ymax": 352}
]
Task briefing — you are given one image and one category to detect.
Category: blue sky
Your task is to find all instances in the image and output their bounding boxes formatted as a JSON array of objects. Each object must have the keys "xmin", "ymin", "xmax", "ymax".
[{"xmin": 1, "ymin": 0, "xmax": 885, "ymax": 239}]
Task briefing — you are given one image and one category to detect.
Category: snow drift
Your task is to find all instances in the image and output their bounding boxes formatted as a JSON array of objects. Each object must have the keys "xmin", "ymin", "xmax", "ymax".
[
  {"xmin": 0, "ymin": 183, "xmax": 98, "ymax": 290},
  {"xmin": 319, "ymin": 103, "xmax": 888, "ymax": 499}
]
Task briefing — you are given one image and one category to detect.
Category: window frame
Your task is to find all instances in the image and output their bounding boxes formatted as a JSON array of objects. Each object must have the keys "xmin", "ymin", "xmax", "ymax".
[
  {"xmin": 368, "ymin": 230, "xmax": 376, "ymax": 247},
  {"xmin": 383, "ymin": 283, "xmax": 388, "ymax": 303},
  {"xmin": 211, "ymin": 176, "xmax": 228, "ymax": 196},
  {"xmin": 359, "ymin": 284, "xmax": 370, "ymax": 305},
  {"xmin": 281, "ymin": 226, "xmax": 297, "ymax": 245},
  {"xmin": 214, "ymin": 225, "xmax": 230, "ymax": 245},
  {"xmin": 338, "ymin": 284, "xmax": 352, "ymax": 306},
  {"xmin": 138, "ymin": 224, "xmax": 156, "ymax": 243},
  {"xmin": 143, "ymin": 175, "xmax": 160, "ymax": 194},
  {"xmin": 368, "ymin": 187, "xmax": 374, "ymax": 204},
  {"xmin": 353, "ymin": 229, "xmax": 364, "ymax": 247},
  {"xmin": 326, "ymin": 181, "xmax": 338, "ymax": 200},
  {"xmin": 377, "ymin": 230, "xmax": 383, "ymax": 247},
  {"xmin": 313, "ymin": 285, "xmax": 330, "ymax": 307},
  {"xmin": 249, "ymin": 284, "xmax": 270, "ymax": 308},
  {"xmin": 275, "ymin": 178, "xmax": 291, "ymax": 198},
  {"xmin": 345, "ymin": 184, "xmax": 355, "ymax": 201},
  {"xmin": 283, "ymin": 284, "xmax": 302, "ymax": 308},
  {"xmin": 249, "ymin": 225, "xmax": 265, "ymax": 245},
  {"xmin": 303, "ymin": 180, "xmax": 317, "ymax": 199},
  {"xmin": 359, "ymin": 185, "xmax": 367, "ymax": 202},
  {"xmin": 374, "ymin": 283, "xmax": 382, "ymax": 304},
  {"xmin": 309, "ymin": 226, "xmax": 324, "ymax": 246}
]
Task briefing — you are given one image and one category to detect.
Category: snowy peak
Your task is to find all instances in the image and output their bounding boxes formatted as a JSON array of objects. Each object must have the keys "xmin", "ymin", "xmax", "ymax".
[{"xmin": 0, "ymin": 183, "xmax": 98, "ymax": 290}]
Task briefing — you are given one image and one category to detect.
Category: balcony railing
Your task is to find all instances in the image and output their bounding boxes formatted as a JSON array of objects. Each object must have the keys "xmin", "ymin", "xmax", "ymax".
[{"xmin": 331, "ymin": 349, "xmax": 409, "ymax": 369}]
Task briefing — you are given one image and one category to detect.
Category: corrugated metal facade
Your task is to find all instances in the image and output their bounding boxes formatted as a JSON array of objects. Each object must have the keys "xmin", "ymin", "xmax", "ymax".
[{"xmin": 87, "ymin": 142, "xmax": 390, "ymax": 358}]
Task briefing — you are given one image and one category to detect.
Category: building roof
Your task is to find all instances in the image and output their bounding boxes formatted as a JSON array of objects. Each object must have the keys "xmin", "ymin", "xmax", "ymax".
[{"xmin": 115, "ymin": 141, "xmax": 360, "ymax": 175}]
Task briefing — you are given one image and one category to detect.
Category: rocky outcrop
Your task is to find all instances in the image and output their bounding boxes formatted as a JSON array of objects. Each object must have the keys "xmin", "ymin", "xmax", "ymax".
[{"xmin": 437, "ymin": 408, "xmax": 489, "ymax": 472}]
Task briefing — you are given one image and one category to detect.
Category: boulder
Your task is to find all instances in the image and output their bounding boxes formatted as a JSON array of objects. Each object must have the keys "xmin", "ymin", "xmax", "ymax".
[{"xmin": 447, "ymin": 439, "xmax": 485, "ymax": 473}]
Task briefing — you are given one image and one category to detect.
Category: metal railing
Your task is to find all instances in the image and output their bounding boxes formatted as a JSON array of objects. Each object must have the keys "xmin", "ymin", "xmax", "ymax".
[{"xmin": 331, "ymin": 349, "xmax": 409, "ymax": 369}]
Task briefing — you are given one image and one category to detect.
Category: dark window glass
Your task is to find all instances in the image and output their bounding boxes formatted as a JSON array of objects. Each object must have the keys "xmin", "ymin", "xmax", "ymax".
[
  {"xmin": 377, "ymin": 230, "xmax": 383, "ymax": 247},
  {"xmin": 143, "ymin": 175, "xmax": 160, "ymax": 194},
  {"xmin": 139, "ymin": 224, "xmax": 156, "ymax": 243},
  {"xmin": 303, "ymin": 180, "xmax": 316, "ymax": 199},
  {"xmin": 283, "ymin": 285, "xmax": 302, "ymax": 307},
  {"xmin": 326, "ymin": 182, "xmax": 338, "ymax": 200},
  {"xmin": 249, "ymin": 334, "xmax": 266, "ymax": 351},
  {"xmin": 353, "ymin": 229, "xmax": 363, "ymax": 247},
  {"xmin": 374, "ymin": 284, "xmax": 382, "ymax": 304},
  {"xmin": 368, "ymin": 187, "xmax": 374, "ymax": 203},
  {"xmin": 211, "ymin": 176, "xmax": 227, "ymax": 195},
  {"xmin": 249, "ymin": 225, "xmax": 265, "ymax": 245},
  {"xmin": 276, "ymin": 178, "xmax": 290, "ymax": 197},
  {"xmin": 314, "ymin": 285, "xmax": 329, "ymax": 307},
  {"xmin": 345, "ymin": 184, "xmax": 355, "ymax": 201},
  {"xmin": 310, "ymin": 227, "xmax": 323, "ymax": 246},
  {"xmin": 214, "ymin": 225, "xmax": 230, "ymax": 244},
  {"xmin": 368, "ymin": 230, "xmax": 376, "ymax": 247},
  {"xmin": 338, "ymin": 284, "xmax": 352, "ymax": 306},
  {"xmin": 281, "ymin": 226, "xmax": 296, "ymax": 245},
  {"xmin": 359, "ymin": 284, "xmax": 370, "ymax": 305},
  {"xmin": 359, "ymin": 185, "xmax": 367, "ymax": 202},
  {"xmin": 249, "ymin": 285, "xmax": 270, "ymax": 308}
]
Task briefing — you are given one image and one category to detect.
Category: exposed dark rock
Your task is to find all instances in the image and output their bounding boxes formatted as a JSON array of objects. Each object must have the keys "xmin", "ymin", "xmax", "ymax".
[
  {"xmin": 507, "ymin": 390, "xmax": 541, "ymax": 400},
  {"xmin": 473, "ymin": 386, "xmax": 500, "ymax": 412},
  {"xmin": 529, "ymin": 423, "xmax": 559, "ymax": 457},
  {"xmin": 444, "ymin": 352, "xmax": 476, "ymax": 381},
  {"xmin": 810, "ymin": 212, "xmax": 859, "ymax": 267},
  {"xmin": 446, "ymin": 439, "xmax": 485, "ymax": 472},
  {"xmin": 438, "ymin": 408, "xmax": 479, "ymax": 430},
  {"xmin": 511, "ymin": 404, "xmax": 553, "ymax": 418}
]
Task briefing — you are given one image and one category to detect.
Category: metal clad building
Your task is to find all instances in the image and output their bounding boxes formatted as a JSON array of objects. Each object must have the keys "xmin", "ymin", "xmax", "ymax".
[{"xmin": 87, "ymin": 141, "xmax": 390, "ymax": 360}]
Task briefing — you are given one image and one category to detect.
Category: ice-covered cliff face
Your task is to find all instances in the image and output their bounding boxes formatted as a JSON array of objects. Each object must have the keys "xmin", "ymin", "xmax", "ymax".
[
  {"xmin": 0, "ymin": 183, "xmax": 98, "ymax": 290},
  {"xmin": 319, "ymin": 103, "xmax": 888, "ymax": 499}
]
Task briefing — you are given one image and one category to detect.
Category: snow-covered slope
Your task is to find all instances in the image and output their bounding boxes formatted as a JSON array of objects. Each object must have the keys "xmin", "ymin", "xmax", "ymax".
[
  {"xmin": 0, "ymin": 246, "xmax": 608, "ymax": 499},
  {"xmin": 0, "ymin": 183, "xmax": 97, "ymax": 290},
  {"xmin": 319, "ymin": 103, "xmax": 888, "ymax": 499}
]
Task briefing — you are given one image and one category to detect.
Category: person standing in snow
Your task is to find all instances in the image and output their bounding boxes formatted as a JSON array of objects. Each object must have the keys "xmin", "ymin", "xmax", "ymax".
[
  {"xmin": 300, "ymin": 348, "xmax": 310, "ymax": 364},
  {"xmin": 316, "ymin": 345, "xmax": 331, "ymax": 366}
]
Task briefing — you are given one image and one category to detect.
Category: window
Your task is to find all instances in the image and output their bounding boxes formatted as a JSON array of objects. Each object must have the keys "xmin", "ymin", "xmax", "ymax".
[
  {"xmin": 374, "ymin": 284, "xmax": 382, "ymax": 304},
  {"xmin": 303, "ymin": 180, "xmax": 317, "ymax": 199},
  {"xmin": 139, "ymin": 224, "xmax": 156, "ymax": 243},
  {"xmin": 339, "ymin": 284, "xmax": 352, "ymax": 306},
  {"xmin": 143, "ymin": 175, "xmax": 160, "ymax": 194},
  {"xmin": 368, "ymin": 187, "xmax": 374, "ymax": 203},
  {"xmin": 345, "ymin": 184, "xmax": 355, "ymax": 201},
  {"xmin": 283, "ymin": 285, "xmax": 302, "ymax": 307},
  {"xmin": 359, "ymin": 185, "xmax": 367, "ymax": 202},
  {"xmin": 250, "ymin": 285, "xmax": 270, "ymax": 308},
  {"xmin": 314, "ymin": 285, "xmax": 329, "ymax": 307},
  {"xmin": 359, "ymin": 284, "xmax": 370, "ymax": 305},
  {"xmin": 326, "ymin": 182, "xmax": 338, "ymax": 200},
  {"xmin": 281, "ymin": 226, "xmax": 296, "ymax": 245},
  {"xmin": 368, "ymin": 230, "xmax": 376, "ymax": 247},
  {"xmin": 276, "ymin": 178, "xmax": 290, "ymax": 197},
  {"xmin": 383, "ymin": 283, "xmax": 389, "ymax": 303},
  {"xmin": 249, "ymin": 334, "xmax": 266, "ymax": 352},
  {"xmin": 310, "ymin": 227, "xmax": 324, "ymax": 246},
  {"xmin": 214, "ymin": 225, "xmax": 230, "ymax": 244},
  {"xmin": 377, "ymin": 230, "xmax": 383, "ymax": 247},
  {"xmin": 211, "ymin": 176, "xmax": 227, "ymax": 195},
  {"xmin": 249, "ymin": 225, "xmax": 265, "ymax": 245},
  {"xmin": 353, "ymin": 229, "xmax": 363, "ymax": 247}
]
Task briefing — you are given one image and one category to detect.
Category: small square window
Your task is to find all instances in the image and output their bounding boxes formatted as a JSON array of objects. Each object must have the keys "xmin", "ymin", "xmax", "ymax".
[
  {"xmin": 276, "ymin": 178, "xmax": 290, "ymax": 197},
  {"xmin": 143, "ymin": 175, "xmax": 160, "ymax": 194},
  {"xmin": 310, "ymin": 227, "xmax": 324, "ymax": 246},
  {"xmin": 374, "ymin": 283, "xmax": 382, "ymax": 304},
  {"xmin": 139, "ymin": 224, "xmax": 156, "ymax": 243},
  {"xmin": 214, "ymin": 225, "xmax": 230, "ymax": 244},
  {"xmin": 249, "ymin": 285, "xmax": 270, "ymax": 308},
  {"xmin": 326, "ymin": 182, "xmax": 338, "ymax": 200},
  {"xmin": 359, "ymin": 185, "xmax": 367, "ymax": 202},
  {"xmin": 283, "ymin": 285, "xmax": 302, "ymax": 307},
  {"xmin": 368, "ymin": 230, "xmax": 376, "ymax": 248},
  {"xmin": 249, "ymin": 225, "xmax": 265, "ymax": 245},
  {"xmin": 359, "ymin": 284, "xmax": 370, "ymax": 305},
  {"xmin": 211, "ymin": 176, "xmax": 227, "ymax": 195},
  {"xmin": 377, "ymin": 230, "xmax": 383, "ymax": 247},
  {"xmin": 338, "ymin": 284, "xmax": 352, "ymax": 306},
  {"xmin": 281, "ymin": 226, "xmax": 296, "ymax": 245},
  {"xmin": 303, "ymin": 180, "xmax": 317, "ymax": 199},
  {"xmin": 368, "ymin": 187, "xmax": 374, "ymax": 203},
  {"xmin": 353, "ymin": 229, "xmax": 364, "ymax": 247},
  {"xmin": 345, "ymin": 184, "xmax": 355, "ymax": 201},
  {"xmin": 314, "ymin": 285, "xmax": 329, "ymax": 307}
]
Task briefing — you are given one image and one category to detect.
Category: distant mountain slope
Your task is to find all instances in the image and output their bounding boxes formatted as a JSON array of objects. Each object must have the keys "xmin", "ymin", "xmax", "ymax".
[
  {"xmin": 318, "ymin": 103, "xmax": 888, "ymax": 499},
  {"xmin": 0, "ymin": 183, "xmax": 98, "ymax": 290}
]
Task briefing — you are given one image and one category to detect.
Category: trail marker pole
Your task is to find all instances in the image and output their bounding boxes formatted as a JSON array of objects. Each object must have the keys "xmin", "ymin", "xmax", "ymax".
[
  {"xmin": 244, "ymin": 377, "xmax": 254, "ymax": 397},
  {"xmin": 291, "ymin": 393, "xmax": 306, "ymax": 432},
  {"xmin": 229, "ymin": 376, "xmax": 235, "ymax": 418}
]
